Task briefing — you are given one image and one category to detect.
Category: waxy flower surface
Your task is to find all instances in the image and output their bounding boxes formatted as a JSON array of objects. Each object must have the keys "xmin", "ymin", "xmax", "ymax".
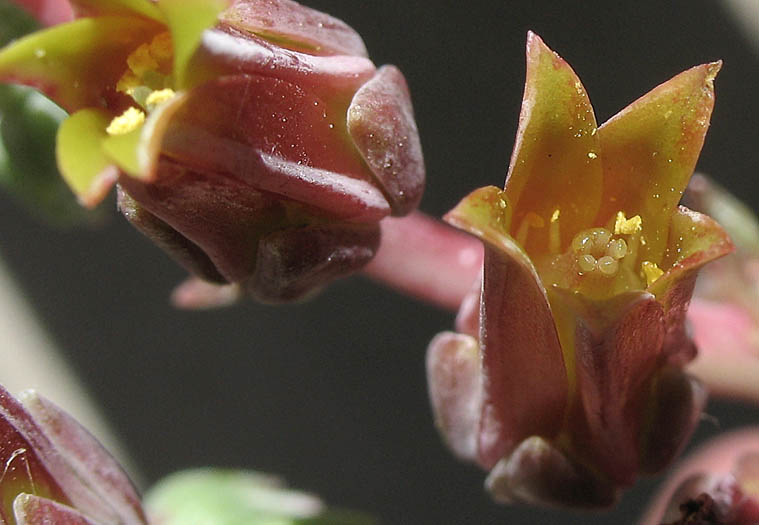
[
  {"xmin": 427, "ymin": 33, "xmax": 733, "ymax": 507},
  {"xmin": 0, "ymin": 383, "xmax": 147, "ymax": 524},
  {"xmin": 0, "ymin": 0, "xmax": 424, "ymax": 302}
]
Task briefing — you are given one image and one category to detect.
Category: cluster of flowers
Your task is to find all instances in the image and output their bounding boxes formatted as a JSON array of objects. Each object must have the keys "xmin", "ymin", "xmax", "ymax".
[{"xmin": 0, "ymin": 0, "xmax": 756, "ymax": 522}]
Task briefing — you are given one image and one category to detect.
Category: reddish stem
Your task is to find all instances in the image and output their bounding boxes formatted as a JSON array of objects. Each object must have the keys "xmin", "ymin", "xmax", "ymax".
[{"xmin": 362, "ymin": 211, "xmax": 482, "ymax": 311}]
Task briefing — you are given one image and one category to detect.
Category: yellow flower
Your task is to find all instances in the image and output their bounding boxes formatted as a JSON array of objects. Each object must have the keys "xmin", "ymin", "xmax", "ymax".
[{"xmin": 428, "ymin": 32, "xmax": 734, "ymax": 507}]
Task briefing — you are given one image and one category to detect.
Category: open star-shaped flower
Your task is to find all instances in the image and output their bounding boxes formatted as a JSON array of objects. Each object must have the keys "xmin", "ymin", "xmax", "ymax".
[
  {"xmin": 427, "ymin": 32, "xmax": 734, "ymax": 507},
  {"xmin": 0, "ymin": 0, "xmax": 424, "ymax": 302}
]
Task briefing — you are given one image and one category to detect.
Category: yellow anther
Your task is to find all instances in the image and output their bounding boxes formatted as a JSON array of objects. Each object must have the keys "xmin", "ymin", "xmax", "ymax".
[
  {"xmin": 126, "ymin": 43, "xmax": 159, "ymax": 77},
  {"xmin": 106, "ymin": 107, "xmax": 145, "ymax": 136},
  {"xmin": 116, "ymin": 71, "xmax": 140, "ymax": 94},
  {"xmin": 614, "ymin": 211, "xmax": 642, "ymax": 235},
  {"xmin": 641, "ymin": 261, "xmax": 664, "ymax": 286},
  {"xmin": 587, "ymin": 152, "xmax": 597, "ymax": 159},
  {"xmin": 146, "ymin": 88, "xmax": 176, "ymax": 107},
  {"xmin": 597, "ymin": 256, "xmax": 619, "ymax": 276},
  {"xmin": 549, "ymin": 209, "xmax": 561, "ymax": 254},
  {"xmin": 149, "ymin": 32, "xmax": 173, "ymax": 63}
]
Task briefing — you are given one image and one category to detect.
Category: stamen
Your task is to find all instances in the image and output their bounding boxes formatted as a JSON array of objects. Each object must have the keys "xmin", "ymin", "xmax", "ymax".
[
  {"xmin": 597, "ymin": 256, "xmax": 619, "ymax": 276},
  {"xmin": 126, "ymin": 43, "xmax": 159, "ymax": 77},
  {"xmin": 614, "ymin": 211, "xmax": 642, "ymax": 235},
  {"xmin": 549, "ymin": 209, "xmax": 561, "ymax": 254},
  {"xmin": 641, "ymin": 261, "xmax": 664, "ymax": 286},
  {"xmin": 515, "ymin": 212, "xmax": 544, "ymax": 247},
  {"xmin": 146, "ymin": 88, "xmax": 176, "ymax": 108},
  {"xmin": 116, "ymin": 71, "xmax": 140, "ymax": 94},
  {"xmin": 149, "ymin": 32, "xmax": 173, "ymax": 63},
  {"xmin": 106, "ymin": 107, "xmax": 145, "ymax": 136}
]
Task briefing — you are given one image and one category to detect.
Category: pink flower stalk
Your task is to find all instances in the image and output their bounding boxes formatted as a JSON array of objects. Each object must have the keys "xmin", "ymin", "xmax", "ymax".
[
  {"xmin": 427, "ymin": 32, "xmax": 733, "ymax": 508},
  {"xmin": 0, "ymin": 384, "xmax": 146, "ymax": 524},
  {"xmin": 0, "ymin": 0, "xmax": 424, "ymax": 302},
  {"xmin": 12, "ymin": 0, "xmax": 73, "ymax": 26},
  {"xmin": 641, "ymin": 428, "xmax": 759, "ymax": 524}
]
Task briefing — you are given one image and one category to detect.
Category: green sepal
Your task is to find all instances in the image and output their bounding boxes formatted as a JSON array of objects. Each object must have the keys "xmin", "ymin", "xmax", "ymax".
[
  {"xmin": 157, "ymin": 0, "xmax": 229, "ymax": 89},
  {"xmin": 55, "ymin": 108, "xmax": 118, "ymax": 207},
  {"xmin": 102, "ymin": 127, "xmax": 142, "ymax": 177}
]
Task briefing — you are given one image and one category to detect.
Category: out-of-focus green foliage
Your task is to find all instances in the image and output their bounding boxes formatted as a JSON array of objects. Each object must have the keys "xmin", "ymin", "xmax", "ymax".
[
  {"xmin": 0, "ymin": 0, "xmax": 97, "ymax": 226},
  {"xmin": 144, "ymin": 468, "xmax": 378, "ymax": 525}
]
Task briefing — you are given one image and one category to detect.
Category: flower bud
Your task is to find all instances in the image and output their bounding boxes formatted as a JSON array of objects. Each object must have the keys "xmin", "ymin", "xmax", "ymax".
[{"xmin": 0, "ymin": 0, "xmax": 424, "ymax": 302}]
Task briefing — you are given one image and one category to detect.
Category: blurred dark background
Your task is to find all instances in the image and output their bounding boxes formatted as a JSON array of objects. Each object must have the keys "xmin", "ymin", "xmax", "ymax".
[{"xmin": 1, "ymin": 0, "xmax": 758, "ymax": 523}]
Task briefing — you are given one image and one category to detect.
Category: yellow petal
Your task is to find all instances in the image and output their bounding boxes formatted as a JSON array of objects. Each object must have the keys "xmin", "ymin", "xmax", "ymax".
[
  {"xmin": 597, "ymin": 62, "xmax": 721, "ymax": 264},
  {"xmin": 502, "ymin": 32, "xmax": 602, "ymax": 257},
  {"xmin": 0, "ymin": 16, "xmax": 162, "ymax": 113}
]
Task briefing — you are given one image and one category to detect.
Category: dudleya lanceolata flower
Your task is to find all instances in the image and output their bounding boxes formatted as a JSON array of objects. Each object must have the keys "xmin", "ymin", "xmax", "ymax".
[
  {"xmin": 0, "ymin": 383, "xmax": 147, "ymax": 524},
  {"xmin": 0, "ymin": 0, "xmax": 424, "ymax": 302},
  {"xmin": 427, "ymin": 33, "xmax": 734, "ymax": 507}
]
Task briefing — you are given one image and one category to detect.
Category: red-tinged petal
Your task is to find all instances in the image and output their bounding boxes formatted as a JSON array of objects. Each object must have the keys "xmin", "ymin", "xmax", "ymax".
[
  {"xmin": 348, "ymin": 65, "xmax": 425, "ymax": 216},
  {"xmin": 117, "ymin": 186, "xmax": 227, "ymax": 284},
  {"xmin": 485, "ymin": 436, "xmax": 617, "ymax": 508},
  {"xmin": 220, "ymin": 0, "xmax": 368, "ymax": 57},
  {"xmin": 170, "ymin": 277, "xmax": 242, "ymax": 310},
  {"xmin": 563, "ymin": 291, "xmax": 664, "ymax": 484},
  {"xmin": 14, "ymin": 0, "xmax": 73, "ymax": 25},
  {"xmin": 250, "ymin": 221, "xmax": 380, "ymax": 302},
  {"xmin": 189, "ymin": 28, "xmax": 375, "ymax": 98},
  {"xmin": 119, "ymin": 159, "xmax": 284, "ymax": 284},
  {"xmin": 503, "ymin": 32, "xmax": 602, "ymax": 256},
  {"xmin": 454, "ymin": 271, "xmax": 482, "ymax": 337},
  {"xmin": 68, "ymin": 0, "xmax": 163, "ymax": 21},
  {"xmin": 426, "ymin": 332, "xmax": 481, "ymax": 462},
  {"xmin": 446, "ymin": 187, "xmax": 568, "ymax": 468},
  {"xmin": 640, "ymin": 368, "xmax": 707, "ymax": 474},
  {"xmin": 19, "ymin": 391, "xmax": 147, "ymax": 525},
  {"xmin": 0, "ymin": 16, "xmax": 163, "ymax": 113},
  {"xmin": 133, "ymin": 89, "xmax": 189, "ymax": 180},
  {"xmin": 157, "ymin": 0, "xmax": 230, "ymax": 89},
  {"xmin": 158, "ymin": 74, "xmax": 390, "ymax": 223},
  {"xmin": 14, "ymin": 494, "xmax": 97, "ymax": 525},
  {"xmin": 56, "ymin": 109, "xmax": 119, "ymax": 207},
  {"xmin": 596, "ymin": 62, "xmax": 721, "ymax": 264},
  {"xmin": 650, "ymin": 206, "xmax": 735, "ymax": 363}
]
